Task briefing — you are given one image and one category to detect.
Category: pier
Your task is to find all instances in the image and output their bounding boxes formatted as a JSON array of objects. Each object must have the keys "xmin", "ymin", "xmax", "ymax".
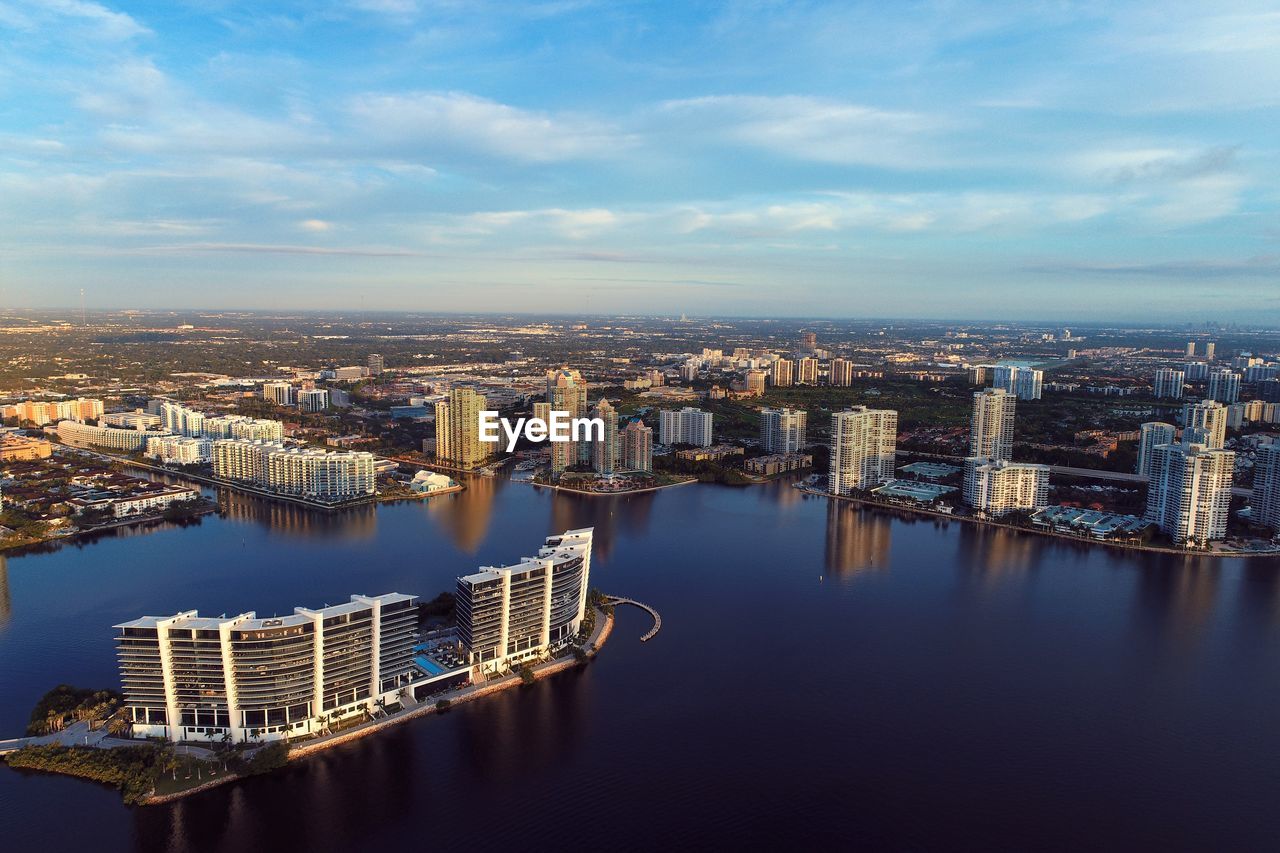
[{"xmin": 603, "ymin": 596, "xmax": 662, "ymax": 641}]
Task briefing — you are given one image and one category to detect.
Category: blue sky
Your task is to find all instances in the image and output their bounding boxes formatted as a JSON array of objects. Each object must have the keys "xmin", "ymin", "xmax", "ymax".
[{"xmin": 1, "ymin": 1, "xmax": 1278, "ymax": 321}]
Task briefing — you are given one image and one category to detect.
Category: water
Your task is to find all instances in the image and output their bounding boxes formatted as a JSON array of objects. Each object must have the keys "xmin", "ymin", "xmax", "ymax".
[{"xmin": 3, "ymin": 476, "xmax": 1280, "ymax": 851}]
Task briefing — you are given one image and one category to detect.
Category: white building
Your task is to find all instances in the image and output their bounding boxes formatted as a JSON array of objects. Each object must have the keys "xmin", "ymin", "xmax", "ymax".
[
  {"xmin": 658, "ymin": 407, "xmax": 713, "ymax": 447},
  {"xmin": 1136, "ymin": 422, "xmax": 1176, "ymax": 477},
  {"xmin": 1145, "ymin": 442, "xmax": 1235, "ymax": 547},
  {"xmin": 212, "ymin": 439, "xmax": 376, "ymax": 502},
  {"xmin": 116, "ymin": 592, "xmax": 419, "ymax": 743},
  {"xmin": 829, "ymin": 407, "xmax": 897, "ymax": 495},
  {"xmin": 1252, "ymin": 443, "xmax": 1280, "ymax": 533},
  {"xmin": 145, "ymin": 435, "xmax": 212, "ymax": 465},
  {"xmin": 992, "ymin": 365, "xmax": 1043, "ymax": 400},
  {"xmin": 56, "ymin": 420, "xmax": 164, "ymax": 453},
  {"xmin": 297, "ymin": 388, "xmax": 329, "ymax": 413},
  {"xmin": 1153, "ymin": 368, "xmax": 1185, "ymax": 399},
  {"xmin": 963, "ymin": 458, "xmax": 1049, "ymax": 517},
  {"xmin": 262, "ymin": 381, "xmax": 295, "ymax": 406},
  {"xmin": 970, "ymin": 388, "xmax": 1016, "ymax": 461},
  {"xmin": 101, "ymin": 410, "xmax": 163, "ymax": 431},
  {"xmin": 1182, "ymin": 400, "xmax": 1227, "ymax": 449},
  {"xmin": 761, "ymin": 408, "xmax": 808, "ymax": 453},
  {"xmin": 1207, "ymin": 369, "xmax": 1241, "ymax": 404},
  {"xmin": 455, "ymin": 528, "xmax": 593, "ymax": 675}
]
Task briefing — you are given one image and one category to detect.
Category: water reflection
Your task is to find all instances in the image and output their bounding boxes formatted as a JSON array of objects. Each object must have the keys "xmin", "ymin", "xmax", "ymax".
[
  {"xmin": 956, "ymin": 523, "xmax": 1036, "ymax": 583},
  {"xmin": 424, "ymin": 475, "xmax": 499, "ymax": 554},
  {"xmin": 1132, "ymin": 556, "xmax": 1223, "ymax": 657},
  {"xmin": 549, "ymin": 489, "xmax": 655, "ymax": 561},
  {"xmin": 217, "ymin": 490, "xmax": 378, "ymax": 541},
  {"xmin": 0, "ymin": 556, "xmax": 9, "ymax": 630},
  {"xmin": 824, "ymin": 500, "xmax": 891, "ymax": 578}
]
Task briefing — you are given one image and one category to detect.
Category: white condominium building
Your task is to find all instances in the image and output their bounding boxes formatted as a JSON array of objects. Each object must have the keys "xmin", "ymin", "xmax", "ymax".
[
  {"xmin": 297, "ymin": 388, "xmax": 329, "ymax": 413},
  {"xmin": 829, "ymin": 407, "xmax": 898, "ymax": 495},
  {"xmin": 1252, "ymin": 443, "xmax": 1280, "ymax": 532},
  {"xmin": 761, "ymin": 407, "xmax": 808, "ymax": 453},
  {"xmin": 262, "ymin": 381, "xmax": 295, "ymax": 406},
  {"xmin": 963, "ymin": 458, "xmax": 1050, "ymax": 517},
  {"xmin": 591, "ymin": 400, "xmax": 619, "ymax": 475},
  {"xmin": 659, "ymin": 407, "xmax": 714, "ymax": 447},
  {"xmin": 992, "ymin": 365, "xmax": 1043, "ymax": 400},
  {"xmin": 1153, "ymin": 368, "xmax": 1185, "ymax": 399},
  {"xmin": 1145, "ymin": 442, "xmax": 1235, "ymax": 546},
  {"xmin": 1182, "ymin": 400, "xmax": 1227, "ymax": 449},
  {"xmin": 1136, "ymin": 422, "xmax": 1177, "ymax": 476},
  {"xmin": 160, "ymin": 401, "xmax": 283, "ymax": 441},
  {"xmin": 161, "ymin": 401, "xmax": 206, "ymax": 437},
  {"xmin": 1207, "ymin": 369, "xmax": 1241, "ymax": 404},
  {"xmin": 55, "ymin": 420, "xmax": 164, "ymax": 452},
  {"xmin": 212, "ymin": 439, "xmax": 376, "ymax": 501},
  {"xmin": 145, "ymin": 435, "xmax": 212, "ymax": 465},
  {"xmin": 116, "ymin": 592, "xmax": 419, "ymax": 744},
  {"xmin": 101, "ymin": 410, "xmax": 163, "ymax": 430},
  {"xmin": 455, "ymin": 528, "xmax": 593, "ymax": 674},
  {"xmin": 434, "ymin": 386, "xmax": 493, "ymax": 469},
  {"xmin": 622, "ymin": 419, "xmax": 653, "ymax": 472},
  {"xmin": 970, "ymin": 388, "xmax": 1016, "ymax": 461}
]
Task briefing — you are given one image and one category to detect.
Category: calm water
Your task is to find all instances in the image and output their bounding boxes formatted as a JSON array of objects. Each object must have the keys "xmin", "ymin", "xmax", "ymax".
[{"xmin": 3, "ymin": 476, "xmax": 1280, "ymax": 851}]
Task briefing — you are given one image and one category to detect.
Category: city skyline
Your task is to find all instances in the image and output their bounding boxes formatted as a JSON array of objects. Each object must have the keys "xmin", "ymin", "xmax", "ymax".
[{"xmin": 3, "ymin": 1, "xmax": 1280, "ymax": 321}]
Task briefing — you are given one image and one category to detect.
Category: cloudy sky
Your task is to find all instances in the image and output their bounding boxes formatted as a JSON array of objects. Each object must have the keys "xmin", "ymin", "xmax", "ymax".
[{"xmin": 1, "ymin": 1, "xmax": 1278, "ymax": 321}]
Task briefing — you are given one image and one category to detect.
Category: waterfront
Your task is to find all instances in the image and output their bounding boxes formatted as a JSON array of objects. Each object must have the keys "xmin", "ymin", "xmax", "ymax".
[{"xmin": 3, "ymin": 475, "xmax": 1280, "ymax": 851}]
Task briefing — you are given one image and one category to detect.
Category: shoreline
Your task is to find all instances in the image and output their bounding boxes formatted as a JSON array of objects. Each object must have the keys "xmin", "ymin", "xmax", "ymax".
[
  {"xmin": 140, "ymin": 606, "xmax": 615, "ymax": 805},
  {"xmin": 523, "ymin": 475, "xmax": 698, "ymax": 497},
  {"xmin": 807, "ymin": 486, "xmax": 1280, "ymax": 559}
]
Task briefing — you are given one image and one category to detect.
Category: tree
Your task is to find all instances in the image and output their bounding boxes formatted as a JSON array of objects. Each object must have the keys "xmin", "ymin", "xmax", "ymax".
[{"xmin": 518, "ymin": 664, "xmax": 536, "ymax": 686}]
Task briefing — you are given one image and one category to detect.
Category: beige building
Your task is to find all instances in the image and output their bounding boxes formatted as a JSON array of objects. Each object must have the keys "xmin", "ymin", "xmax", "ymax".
[{"xmin": 434, "ymin": 387, "xmax": 493, "ymax": 469}]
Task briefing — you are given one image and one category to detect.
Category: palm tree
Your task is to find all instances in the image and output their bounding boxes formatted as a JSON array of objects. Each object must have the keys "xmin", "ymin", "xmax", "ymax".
[{"xmin": 105, "ymin": 709, "xmax": 132, "ymax": 738}]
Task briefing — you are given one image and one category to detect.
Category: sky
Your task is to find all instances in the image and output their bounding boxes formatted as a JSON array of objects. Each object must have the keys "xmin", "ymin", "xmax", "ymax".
[{"xmin": 1, "ymin": 0, "xmax": 1278, "ymax": 322}]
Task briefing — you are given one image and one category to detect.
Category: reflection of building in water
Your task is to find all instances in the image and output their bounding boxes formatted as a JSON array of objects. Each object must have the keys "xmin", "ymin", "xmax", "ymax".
[
  {"xmin": 0, "ymin": 556, "xmax": 9, "ymax": 630},
  {"xmin": 957, "ymin": 523, "xmax": 1036, "ymax": 582},
  {"xmin": 1133, "ymin": 556, "xmax": 1221, "ymax": 655},
  {"xmin": 425, "ymin": 474, "xmax": 499, "ymax": 554},
  {"xmin": 548, "ymin": 489, "xmax": 656, "ymax": 562},
  {"xmin": 216, "ymin": 488, "xmax": 378, "ymax": 541},
  {"xmin": 824, "ymin": 500, "xmax": 891, "ymax": 577}
]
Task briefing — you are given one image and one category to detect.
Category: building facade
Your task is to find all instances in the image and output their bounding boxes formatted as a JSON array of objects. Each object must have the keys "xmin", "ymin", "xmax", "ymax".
[
  {"xmin": 963, "ymin": 458, "xmax": 1050, "ymax": 517},
  {"xmin": 115, "ymin": 593, "xmax": 419, "ymax": 743},
  {"xmin": 1145, "ymin": 442, "xmax": 1235, "ymax": 546},
  {"xmin": 212, "ymin": 439, "xmax": 376, "ymax": 502},
  {"xmin": 1182, "ymin": 400, "xmax": 1227, "ymax": 449},
  {"xmin": 969, "ymin": 388, "xmax": 1016, "ymax": 461},
  {"xmin": 455, "ymin": 529, "xmax": 593, "ymax": 674},
  {"xmin": 761, "ymin": 407, "xmax": 808, "ymax": 454},
  {"xmin": 659, "ymin": 407, "xmax": 713, "ymax": 447},
  {"xmin": 1207, "ymin": 369, "xmax": 1241, "ymax": 404},
  {"xmin": 1136, "ymin": 422, "xmax": 1177, "ymax": 476},
  {"xmin": 1153, "ymin": 368, "xmax": 1185, "ymax": 399},
  {"xmin": 434, "ymin": 387, "xmax": 493, "ymax": 470},
  {"xmin": 829, "ymin": 407, "xmax": 898, "ymax": 495},
  {"xmin": 622, "ymin": 419, "xmax": 653, "ymax": 472},
  {"xmin": 1252, "ymin": 443, "xmax": 1280, "ymax": 533}
]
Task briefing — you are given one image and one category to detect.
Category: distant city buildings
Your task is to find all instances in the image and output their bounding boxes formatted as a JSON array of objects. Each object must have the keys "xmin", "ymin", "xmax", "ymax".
[
  {"xmin": 262, "ymin": 381, "xmax": 294, "ymax": 406},
  {"xmin": 56, "ymin": 420, "xmax": 161, "ymax": 452},
  {"xmin": 368, "ymin": 353, "xmax": 385, "ymax": 376},
  {"xmin": 116, "ymin": 592, "xmax": 419, "ymax": 743},
  {"xmin": 800, "ymin": 331, "xmax": 817, "ymax": 351},
  {"xmin": 591, "ymin": 399, "xmax": 619, "ymax": 475},
  {"xmin": 0, "ymin": 432, "xmax": 52, "ymax": 461},
  {"xmin": 546, "ymin": 368, "xmax": 589, "ymax": 473},
  {"xmin": 969, "ymin": 388, "xmax": 1015, "ymax": 461},
  {"xmin": 456, "ymin": 528, "xmax": 593, "ymax": 675},
  {"xmin": 621, "ymin": 419, "xmax": 653, "ymax": 472},
  {"xmin": 829, "ymin": 407, "xmax": 897, "ymax": 495},
  {"xmin": 992, "ymin": 365, "xmax": 1043, "ymax": 400},
  {"xmin": 297, "ymin": 388, "xmax": 329, "ymax": 413},
  {"xmin": 1145, "ymin": 442, "xmax": 1234, "ymax": 546},
  {"xmin": 760, "ymin": 407, "xmax": 808, "ymax": 454},
  {"xmin": 145, "ymin": 435, "xmax": 212, "ymax": 465},
  {"xmin": 744, "ymin": 453, "xmax": 812, "ymax": 476},
  {"xmin": 659, "ymin": 407, "xmax": 713, "ymax": 447},
  {"xmin": 1153, "ymin": 368, "xmax": 1185, "ymax": 399},
  {"xmin": 829, "ymin": 358, "xmax": 854, "ymax": 387},
  {"xmin": 797, "ymin": 357, "xmax": 819, "ymax": 385},
  {"xmin": 2, "ymin": 398, "xmax": 103, "ymax": 425},
  {"xmin": 160, "ymin": 402, "xmax": 283, "ymax": 442},
  {"xmin": 1136, "ymin": 422, "xmax": 1177, "ymax": 476},
  {"xmin": 963, "ymin": 458, "xmax": 1050, "ymax": 517}
]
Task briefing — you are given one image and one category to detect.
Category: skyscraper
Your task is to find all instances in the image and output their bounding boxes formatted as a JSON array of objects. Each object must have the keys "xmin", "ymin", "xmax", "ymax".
[
  {"xmin": 797, "ymin": 357, "xmax": 819, "ymax": 385},
  {"xmin": 434, "ymin": 387, "xmax": 493, "ymax": 469},
  {"xmin": 1207, "ymin": 369, "xmax": 1241, "ymax": 403},
  {"xmin": 659, "ymin": 407, "xmax": 713, "ymax": 447},
  {"xmin": 801, "ymin": 331, "xmax": 817, "ymax": 351},
  {"xmin": 1136, "ymin": 422, "xmax": 1177, "ymax": 476},
  {"xmin": 1182, "ymin": 399, "xmax": 1227, "ymax": 449},
  {"xmin": 1145, "ymin": 443, "xmax": 1235, "ymax": 546},
  {"xmin": 590, "ymin": 399, "xmax": 619, "ymax": 475},
  {"xmin": 1186, "ymin": 341, "xmax": 1196, "ymax": 358},
  {"xmin": 963, "ymin": 458, "xmax": 1049, "ymax": 517},
  {"xmin": 745, "ymin": 370, "xmax": 767, "ymax": 395},
  {"xmin": 621, "ymin": 419, "xmax": 653, "ymax": 472},
  {"xmin": 770, "ymin": 358, "xmax": 794, "ymax": 387},
  {"xmin": 1153, "ymin": 368, "xmax": 1185, "ymax": 399},
  {"xmin": 829, "ymin": 358, "xmax": 854, "ymax": 387},
  {"xmin": 969, "ymin": 388, "xmax": 1016, "ymax": 461},
  {"xmin": 1205, "ymin": 342, "xmax": 1216, "ymax": 361},
  {"xmin": 992, "ymin": 365, "xmax": 1042, "ymax": 400},
  {"xmin": 367, "ymin": 353, "xmax": 385, "ymax": 376},
  {"xmin": 262, "ymin": 381, "xmax": 294, "ymax": 406},
  {"xmin": 829, "ymin": 407, "xmax": 898, "ymax": 495},
  {"xmin": 1251, "ymin": 443, "xmax": 1280, "ymax": 532},
  {"xmin": 547, "ymin": 368, "xmax": 589, "ymax": 472},
  {"xmin": 761, "ymin": 408, "xmax": 808, "ymax": 453}
]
